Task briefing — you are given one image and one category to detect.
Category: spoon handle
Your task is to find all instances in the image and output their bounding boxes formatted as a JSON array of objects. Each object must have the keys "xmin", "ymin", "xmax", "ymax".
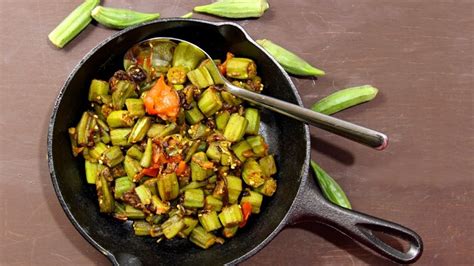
[{"xmin": 225, "ymin": 83, "xmax": 388, "ymax": 150}]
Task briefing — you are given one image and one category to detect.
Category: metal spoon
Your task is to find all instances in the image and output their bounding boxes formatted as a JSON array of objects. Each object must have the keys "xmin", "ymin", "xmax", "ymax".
[{"xmin": 124, "ymin": 37, "xmax": 388, "ymax": 150}]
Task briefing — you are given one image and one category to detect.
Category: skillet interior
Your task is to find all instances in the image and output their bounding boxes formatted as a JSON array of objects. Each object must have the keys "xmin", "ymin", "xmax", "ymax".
[{"xmin": 48, "ymin": 19, "xmax": 309, "ymax": 265}]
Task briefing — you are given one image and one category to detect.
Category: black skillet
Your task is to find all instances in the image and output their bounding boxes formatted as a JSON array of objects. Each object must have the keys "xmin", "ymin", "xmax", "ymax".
[{"xmin": 47, "ymin": 19, "xmax": 423, "ymax": 265}]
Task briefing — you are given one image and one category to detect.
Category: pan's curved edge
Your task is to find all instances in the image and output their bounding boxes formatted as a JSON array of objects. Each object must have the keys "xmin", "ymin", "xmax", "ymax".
[{"xmin": 47, "ymin": 18, "xmax": 311, "ymax": 266}]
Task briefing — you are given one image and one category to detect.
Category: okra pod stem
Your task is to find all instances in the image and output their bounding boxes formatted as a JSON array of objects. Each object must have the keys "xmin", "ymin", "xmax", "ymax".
[
  {"xmin": 128, "ymin": 116, "xmax": 151, "ymax": 143},
  {"xmin": 310, "ymin": 161, "xmax": 352, "ymax": 209},
  {"xmin": 91, "ymin": 6, "xmax": 160, "ymax": 30},
  {"xmin": 218, "ymin": 204, "xmax": 243, "ymax": 227},
  {"xmin": 190, "ymin": 226, "xmax": 216, "ymax": 249},
  {"xmin": 225, "ymin": 58, "xmax": 257, "ymax": 80},
  {"xmin": 183, "ymin": 188, "xmax": 205, "ymax": 208},
  {"xmin": 198, "ymin": 87, "xmax": 223, "ymax": 117},
  {"xmin": 311, "ymin": 85, "xmax": 378, "ymax": 115},
  {"xmin": 256, "ymin": 39, "xmax": 325, "ymax": 77},
  {"xmin": 223, "ymin": 113, "xmax": 248, "ymax": 142},
  {"xmin": 48, "ymin": 0, "xmax": 99, "ymax": 48},
  {"xmin": 198, "ymin": 211, "xmax": 222, "ymax": 232}
]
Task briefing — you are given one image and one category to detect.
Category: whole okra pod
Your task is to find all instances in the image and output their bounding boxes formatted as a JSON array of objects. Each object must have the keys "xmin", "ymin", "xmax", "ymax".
[
  {"xmin": 48, "ymin": 0, "xmax": 100, "ymax": 48},
  {"xmin": 194, "ymin": 0, "xmax": 269, "ymax": 18},
  {"xmin": 311, "ymin": 85, "xmax": 378, "ymax": 115},
  {"xmin": 91, "ymin": 6, "xmax": 160, "ymax": 30},
  {"xmin": 256, "ymin": 39, "xmax": 325, "ymax": 77},
  {"xmin": 310, "ymin": 161, "xmax": 351, "ymax": 209}
]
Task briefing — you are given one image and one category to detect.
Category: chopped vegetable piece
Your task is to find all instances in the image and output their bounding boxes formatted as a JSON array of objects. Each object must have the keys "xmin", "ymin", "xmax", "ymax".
[
  {"xmin": 133, "ymin": 221, "xmax": 152, "ymax": 236},
  {"xmin": 184, "ymin": 189, "xmax": 205, "ymax": 208},
  {"xmin": 88, "ymin": 79, "xmax": 110, "ymax": 103},
  {"xmin": 246, "ymin": 135, "xmax": 268, "ymax": 157},
  {"xmin": 147, "ymin": 123, "xmax": 178, "ymax": 138},
  {"xmin": 125, "ymin": 205, "xmax": 145, "ymax": 219},
  {"xmin": 225, "ymin": 175, "xmax": 242, "ymax": 204},
  {"xmin": 255, "ymin": 178, "xmax": 277, "ymax": 197},
  {"xmin": 181, "ymin": 12, "xmax": 193, "ymax": 19},
  {"xmin": 102, "ymin": 146, "xmax": 124, "ymax": 167},
  {"xmin": 167, "ymin": 66, "xmax": 188, "ymax": 84},
  {"xmin": 125, "ymin": 98, "xmax": 146, "ymax": 118},
  {"xmin": 181, "ymin": 217, "xmax": 199, "ymax": 237},
  {"xmin": 96, "ymin": 174, "xmax": 115, "ymax": 213},
  {"xmin": 223, "ymin": 113, "xmax": 248, "ymax": 142},
  {"xmin": 190, "ymin": 226, "xmax": 216, "ymax": 249},
  {"xmin": 185, "ymin": 102, "xmax": 205, "ymax": 125},
  {"xmin": 140, "ymin": 138, "xmax": 152, "ymax": 168},
  {"xmin": 114, "ymin": 176, "xmax": 135, "ymax": 199},
  {"xmin": 172, "ymin": 42, "xmax": 206, "ymax": 71},
  {"xmin": 162, "ymin": 215, "xmax": 185, "ymax": 239},
  {"xmin": 204, "ymin": 195, "xmax": 223, "ymax": 212},
  {"xmin": 226, "ymin": 58, "xmax": 257, "ymax": 80},
  {"xmin": 231, "ymin": 140, "xmax": 253, "ymax": 162},
  {"xmin": 144, "ymin": 75, "xmax": 180, "ymax": 121},
  {"xmin": 107, "ymin": 110, "xmax": 135, "ymax": 128},
  {"xmin": 187, "ymin": 66, "xmax": 214, "ymax": 89},
  {"xmin": 126, "ymin": 145, "xmax": 143, "ymax": 161},
  {"xmin": 158, "ymin": 173, "xmax": 179, "ymax": 201},
  {"xmin": 244, "ymin": 108, "xmax": 260, "ymax": 135},
  {"xmin": 128, "ymin": 116, "xmax": 151, "ymax": 143},
  {"xmin": 216, "ymin": 111, "xmax": 230, "ymax": 131},
  {"xmin": 110, "ymin": 128, "xmax": 132, "ymax": 146},
  {"xmin": 242, "ymin": 159, "xmax": 265, "ymax": 188},
  {"xmin": 259, "ymin": 155, "xmax": 277, "ymax": 177},
  {"xmin": 124, "ymin": 155, "xmax": 142, "ymax": 181},
  {"xmin": 222, "ymin": 226, "xmax": 238, "ymax": 238},
  {"xmin": 218, "ymin": 204, "xmax": 243, "ymax": 227},
  {"xmin": 241, "ymin": 191, "xmax": 263, "ymax": 214},
  {"xmin": 198, "ymin": 87, "xmax": 223, "ymax": 117},
  {"xmin": 191, "ymin": 152, "xmax": 212, "ymax": 181},
  {"xmin": 89, "ymin": 142, "xmax": 107, "ymax": 160},
  {"xmin": 135, "ymin": 184, "xmax": 152, "ymax": 205},
  {"xmin": 199, "ymin": 211, "xmax": 222, "ymax": 232},
  {"xmin": 239, "ymin": 201, "xmax": 252, "ymax": 228},
  {"xmin": 85, "ymin": 161, "xmax": 104, "ymax": 184},
  {"xmin": 151, "ymin": 195, "xmax": 170, "ymax": 215}
]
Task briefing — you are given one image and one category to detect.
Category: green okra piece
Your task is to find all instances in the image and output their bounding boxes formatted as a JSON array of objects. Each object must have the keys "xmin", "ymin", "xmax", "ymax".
[
  {"xmin": 310, "ymin": 160, "xmax": 352, "ymax": 209},
  {"xmin": 255, "ymin": 177, "xmax": 277, "ymax": 197},
  {"xmin": 133, "ymin": 221, "xmax": 152, "ymax": 236},
  {"xmin": 206, "ymin": 142, "xmax": 222, "ymax": 162},
  {"xmin": 179, "ymin": 181, "xmax": 208, "ymax": 193},
  {"xmin": 172, "ymin": 42, "xmax": 206, "ymax": 71},
  {"xmin": 166, "ymin": 66, "xmax": 188, "ymax": 85},
  {"xmin": 181, "ymin": 217, "xmax": 199, "ymax": 237},
  {"xmin": 221, "ymin": 91, "xmax": 242, "ymax": 106},
  {"xmin": 135, "ymin": 184, "xmax": 152, "ymax": 205},
  {"xmin": 148, "ymin": 123, "xmax": 178, "ymax": 139},
  {"xmin": 88, "ymin": 79, "xmax": 110, "ymax": 103},
  {"xmin": 222, "ymin": 225, "xmax": 238, "ymax": 238},
  {"xmin": 226, "ymin": 58, "xmax": 257, "ymax": 80},
  {"xmin": 184, "ymin": 188, "xmax": 205, "ymax": 208},
  {"xmin": 125, "ymin": 98, "xmax": 145, "ymax": 118},
  {"xmin": 216, "ymin": 111, "xmax": 230, "ymax": 131},
  {"xmin": 147, "ymin": 215, "xmax": 163, "ymax": 225},
  {"xmin": 128, "ymin": 116, "xmax": 151, "ymax": 143},
  {"xmin": 85, "ymin": 160, "xmax": 105, "ymax": 184},
  {"xmin": 89, "ymin": 142, "xmax": 107, "ymax": 160},
  {"xmin": 143, "ymin": 178, "xmax": 158, "ymax": 195},
  {"xmin": 107, "ymin": 110, "xmax": 134, "ymax": 128},
  {"xmin": 198, "ymin": 87, "xmax": 223, "ymax": 117},
  {"xmin": 231, "ymin": 140, "xmax": 253, "ymax": 162},
  {"xmin": 158, "ymin": 173, "xmax": 179, "ymax": 201},
  {"xmin": 162, "ymin": 214, "xmax": 185, "ymax": 239},
  {"xmin": 151, "ymin": 195, "xmax": 170, "ymax": 214},
  {"xmin": 125, "ymin": 205, "xmax": 145, "ymax": 219},
  {"xmin": 114, "ymin": 176, "xmax": 135, "ymax": 199},
  {"xmin": 225, "ymin": 175, "xmax": 242, "ymax": 204},
  {"xmin": 311, "ymin": 85, "xmax": 379, "ymax": 115},
  {"xmin": 199, "ymin": 210, "xmax": 222, "ymax": 232},
  {"xmin": 110, "ymin": 128, "xmax": 132, "ymax": 146},
  {"xmin": 126, "ymin": 145, "xmax": 143, "ymax": 161},
  {"xmin": 194, "ymin": 0, "xmax": 269, "ymax": 18},
  {"xmin": 48, "ymin": 0, "xmax": 100, "ymax": 48},
  {"xmin": 191, "ymin": 152, "xmax": 212, "ymax": 181},
  {"xmin": 102, "ymin": 146, "xmax": 124, "ymax": 167},
  {"xmin": 223, "ymin": 113, "xmax": 248, "ymax": 142},
  {"xmin": 184, "ymin": 140, "xmax": 201, "ymax": 162},
  {"xmin": 242, "ymin": 159, "xmax": 265, "ymax": 188},
  {"xmin": 68, "ymin": 127, "xmax": 83, "ymax": 157},
  {"xmin": 218, "ymin": 204, "xmax": 243, "ymax": 227},
  {"xmin": 96, "ymin": 174, "xmax": 115, "ymax": 213},
  {"xmin": 77, "ymin": 112, "xmax": 93, "ymax": 146},
  {"xmin": 123, "ymin": 155, "xmax": 142, "ymax": 181},
  {"xmin": 190, "ymin": 226, "xmax": 216, "ymax": 249},
  {"xmin": 244, "ymin": 108, "xmax": 260, "ymax": 135},
  {"xmin": 140, "ymin": 138, "xmax": 152, "ymax": 168},
  {"xmin": 259, "ymin": 155, "xmax": 277, "ymax": 177},
  {"xmin": 241, "ymin": 190, "xmax": 263, "ymax": 214},
  {"xmin": 181, "ymin": 12, "xmax": 193, "ymax": 18},
  {"xmin": 112, "ymin": 79, "xmax": 135, "ymax": 110},
  {"xmin": 189, "ymin": 123, "xmax": 211, "ymax": 140},
  {"xmin": 187, "ymin": 65, "xmax": 214, "ymax": 89},
  {"xmin": 201, "ymin": 59, "xmax": 224, "ymax": 84},
  {"xmin": 256, "ymin": 39, "xmax": 325, "ymax": 77},
  {"xmin": 185, "ymin": 102, "xmax": 205, "ymax": 125},
  {"xmin": 204, "ymin": 195, "xmax": 223, "ymax": 212},
  {"xmin": 91, "ymin": 6, "xmax": 160, "ymax": 30},
  {"xmin": 246, "ymin": 135, "xmax": 268, "ymax": 157}
]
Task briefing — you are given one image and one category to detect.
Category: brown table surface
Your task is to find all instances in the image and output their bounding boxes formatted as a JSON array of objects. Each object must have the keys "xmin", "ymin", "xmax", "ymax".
[{"xmin": 1, "ymin": 0, "xmax": 473, "ymax": 265}]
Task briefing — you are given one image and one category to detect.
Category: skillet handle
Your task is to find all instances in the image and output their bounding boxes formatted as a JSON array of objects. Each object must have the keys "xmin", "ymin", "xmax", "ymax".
[{"xmin": 288, "ymin": 176, "xmax": 423, "ymax": 264}]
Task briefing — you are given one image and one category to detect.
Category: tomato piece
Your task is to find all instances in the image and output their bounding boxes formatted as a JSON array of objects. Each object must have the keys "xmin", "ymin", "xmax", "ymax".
[
  {"xmin": 239, "ymin": 202, "xmax": 252, "ymax": 228},
  {"xmin": 141, "ymin": 167, "xmax": 159, "ymax": 177},
  {"xmin": 175, "ymin": 161, "xmax": 187, "ymax": 176},
  {"xmin": 144, "ymin": 75, "xmax": 180, "ymax": 121}
]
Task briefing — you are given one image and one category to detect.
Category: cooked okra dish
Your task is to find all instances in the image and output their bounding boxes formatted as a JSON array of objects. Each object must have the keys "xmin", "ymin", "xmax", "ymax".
[{"xmin": 68, "ymin": 40, "xmax": 278, "ymax": 249}]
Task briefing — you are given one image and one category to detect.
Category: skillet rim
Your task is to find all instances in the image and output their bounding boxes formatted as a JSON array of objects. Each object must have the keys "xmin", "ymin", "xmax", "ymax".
[{"xmin": 47, "ymin": 18, "xmax": 311, "ymax": 265}]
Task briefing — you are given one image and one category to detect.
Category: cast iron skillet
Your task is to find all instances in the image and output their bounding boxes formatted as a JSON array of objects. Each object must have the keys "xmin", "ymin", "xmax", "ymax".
[{"xmin": 47, "ymin": 19, "xmax": 423, "ymax": 265}]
